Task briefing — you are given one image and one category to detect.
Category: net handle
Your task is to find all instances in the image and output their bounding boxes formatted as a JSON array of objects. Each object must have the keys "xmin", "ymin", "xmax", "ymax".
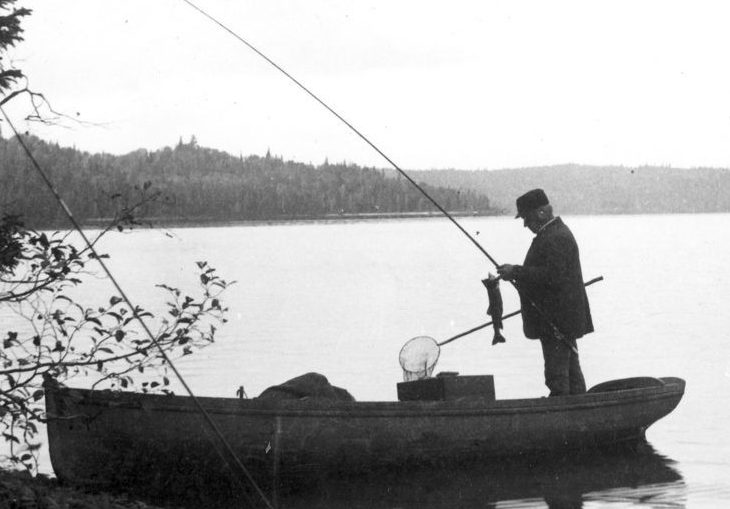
[
  {"xmin": 399, "ymin": 276, "xmax": 604, "ymax": 379},
  {"xmin": 439, "ymin": 276, "xmax": 604, "ymax": 346}
]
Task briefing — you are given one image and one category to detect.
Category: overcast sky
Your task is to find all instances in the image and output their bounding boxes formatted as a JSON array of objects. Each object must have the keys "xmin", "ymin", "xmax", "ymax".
[{"xmin": 5, "ymin": 0, "xmax": 730, "ymax": 170}]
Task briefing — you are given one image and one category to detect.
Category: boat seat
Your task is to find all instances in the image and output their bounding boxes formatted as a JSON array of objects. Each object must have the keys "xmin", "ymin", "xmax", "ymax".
[{"xmin": 587, "ymin": 377, "xmax": 664, "ymax": 393}]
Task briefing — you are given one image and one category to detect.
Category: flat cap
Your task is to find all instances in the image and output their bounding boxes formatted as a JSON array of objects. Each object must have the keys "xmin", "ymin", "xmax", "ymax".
[{"xmin": 515, "ymin": 188, "xmax": 549, "ymax": 218}]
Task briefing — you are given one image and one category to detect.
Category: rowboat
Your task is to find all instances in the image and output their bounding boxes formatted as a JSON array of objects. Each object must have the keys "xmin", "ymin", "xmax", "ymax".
[{"xmin": 43, "ymin": 374, "xmax": 684, "ymax": 500}]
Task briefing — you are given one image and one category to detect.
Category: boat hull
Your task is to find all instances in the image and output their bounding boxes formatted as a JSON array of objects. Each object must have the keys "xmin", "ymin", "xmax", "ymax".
[{"xmin": 44, "ymin": 377, "xmax": 684, "ymax": 495}]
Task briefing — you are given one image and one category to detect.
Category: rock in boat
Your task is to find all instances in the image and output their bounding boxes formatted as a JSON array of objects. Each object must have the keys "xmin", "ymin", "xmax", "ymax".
[{"xmin": 43, "ymin": 375, "xmax": 684, "ymax": 497}]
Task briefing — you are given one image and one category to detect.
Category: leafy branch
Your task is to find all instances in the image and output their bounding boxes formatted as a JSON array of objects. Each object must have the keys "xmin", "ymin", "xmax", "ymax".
[{"xmin": 0, "ymin": 211, "xmax": 232, "ymax": 473}]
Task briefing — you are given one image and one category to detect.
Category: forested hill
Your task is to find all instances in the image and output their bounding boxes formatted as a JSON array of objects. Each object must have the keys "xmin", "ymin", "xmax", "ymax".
[
  {"xmin": 5, "ymin": 135, "xmax": 727, "ymax": 227},
  {"xmin": 0, "ymin": 136, "xmax": 493, "ymax": 227},
  {"xmin": 411, "ymin": 165, "xmax": 730, "ymax": 215}
]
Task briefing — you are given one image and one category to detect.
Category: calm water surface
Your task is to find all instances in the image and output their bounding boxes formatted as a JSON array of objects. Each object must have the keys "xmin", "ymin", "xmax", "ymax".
[{"xmin": 21, "ymin": 214, "xmax": 730, "ymax": 507}]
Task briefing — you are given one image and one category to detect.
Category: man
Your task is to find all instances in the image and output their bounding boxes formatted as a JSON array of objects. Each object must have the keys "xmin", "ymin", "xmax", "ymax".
[{"xmin": 497, "ymin": 189, "xmax": 593, "ymax": 396}]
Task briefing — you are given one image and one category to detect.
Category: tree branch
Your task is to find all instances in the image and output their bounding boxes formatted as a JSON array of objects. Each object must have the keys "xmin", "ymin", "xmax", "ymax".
[{"xmin": 0, "ymin": 348, "xmax": 149, "ymax": 376}]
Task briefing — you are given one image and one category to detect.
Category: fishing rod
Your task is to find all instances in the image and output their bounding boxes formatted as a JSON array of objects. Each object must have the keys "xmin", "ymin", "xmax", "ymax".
[
  {"xmin": 180, "ymin": 0, "xmax": 498, "ymax": 266},
  {"xmin": 0, "ymin": 107, "xmax": 274, "ymax": 509},
  {"xmin": 180, "ymin": 1, "xmax": 583, "ymax": 354}
]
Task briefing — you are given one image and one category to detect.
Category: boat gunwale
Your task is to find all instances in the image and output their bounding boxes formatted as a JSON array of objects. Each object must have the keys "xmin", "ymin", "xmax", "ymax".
[{"xmin": 45, "ymin": 378, "xmax": 685, "ymax": 419}]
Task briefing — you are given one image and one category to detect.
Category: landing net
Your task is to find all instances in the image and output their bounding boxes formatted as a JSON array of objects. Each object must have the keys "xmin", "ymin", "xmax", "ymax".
[{"xmin": 399, "ymin": 336, "xmax": 440, "ymax": 382}]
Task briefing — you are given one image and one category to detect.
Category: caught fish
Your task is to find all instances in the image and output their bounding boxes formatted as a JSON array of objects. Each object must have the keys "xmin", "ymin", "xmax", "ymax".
[{"xmin": 482, "ymin": 274, "xmax": 506, "ymax": 345}]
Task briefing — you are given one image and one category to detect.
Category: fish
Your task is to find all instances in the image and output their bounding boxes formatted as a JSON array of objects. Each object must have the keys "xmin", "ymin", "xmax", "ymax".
[{"xmin": 482, "ymin": 274, "xmax": 506, "ymax": 345}]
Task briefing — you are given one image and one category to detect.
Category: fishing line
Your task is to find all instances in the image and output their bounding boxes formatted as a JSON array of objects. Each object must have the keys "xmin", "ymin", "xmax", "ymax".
[
  {"xmin": 179, "ymin": 1, "xmax": 581, "ymax": 353},
  {"xmin": 180, "ymin": 0, "xmax": 499, "ymax": 267},
  {"xmin": 0, "ymin": 106, "xmax": 273, "ymax": 509}
]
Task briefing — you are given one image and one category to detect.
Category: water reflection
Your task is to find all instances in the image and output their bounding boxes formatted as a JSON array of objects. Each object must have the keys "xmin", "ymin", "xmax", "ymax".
[{"xmin": 278, "ymin": 441, "xmax": 685, "ymax": 509}]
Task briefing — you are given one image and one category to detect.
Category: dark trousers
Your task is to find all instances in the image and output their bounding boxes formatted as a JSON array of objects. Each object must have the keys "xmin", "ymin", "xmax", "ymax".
[{"xmin": 539, "ymin": 334, "xmax": 586, "ymax": 396}]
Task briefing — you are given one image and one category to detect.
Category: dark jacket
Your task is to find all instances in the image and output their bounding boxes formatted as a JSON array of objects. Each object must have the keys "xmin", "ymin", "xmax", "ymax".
[{"xmin": 514, "ymin": 217, "xmax": 593, "ymax": 340}]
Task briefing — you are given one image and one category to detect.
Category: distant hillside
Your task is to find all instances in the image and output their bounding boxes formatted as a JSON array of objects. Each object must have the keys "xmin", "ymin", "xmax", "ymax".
[
  {"xmin": 0, "ymin": 136, "xmax": 494, "ymax": 227},
  {"xmin": 411, "ymin": 165, "xmax": 730, "ymax": 215},
  {"xmin": 4, "ymin": 135, "xmax": 727, "ymax": 226}
]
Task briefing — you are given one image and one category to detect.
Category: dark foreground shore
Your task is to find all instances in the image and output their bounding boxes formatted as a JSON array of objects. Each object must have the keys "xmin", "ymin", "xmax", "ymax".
[{"xmin": 0, "ymin": 470, "xmax": 172, "ymax": 509}]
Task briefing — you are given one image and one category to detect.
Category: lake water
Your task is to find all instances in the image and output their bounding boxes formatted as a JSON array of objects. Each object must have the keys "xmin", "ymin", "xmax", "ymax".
[{"xmin": 10, "ymin": 214, "xmax": 730, "ymax": 507}]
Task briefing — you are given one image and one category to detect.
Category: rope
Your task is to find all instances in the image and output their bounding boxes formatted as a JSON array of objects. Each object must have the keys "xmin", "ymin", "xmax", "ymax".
[{"xmin": 0, "ymin": 106, "xmax": 273, "ymax": 509}]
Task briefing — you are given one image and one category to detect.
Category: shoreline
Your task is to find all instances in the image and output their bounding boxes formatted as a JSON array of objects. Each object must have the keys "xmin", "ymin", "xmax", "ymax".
[
  {"xmin": 0, "ymin": 468, "xmax": 171, "ymax": 509},
  {"xmin": 27, "ymin": 208, "xmax": 730, "ymax": 231},
  {"xmin": 79, "ymin": 210, "xmax": 501, "ymax": 230}
]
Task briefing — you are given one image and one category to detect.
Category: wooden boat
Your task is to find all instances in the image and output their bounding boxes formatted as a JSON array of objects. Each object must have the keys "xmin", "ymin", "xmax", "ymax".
[{"xmin": 44, "ymin": 375, "xmax": 684, "ymax": 498}]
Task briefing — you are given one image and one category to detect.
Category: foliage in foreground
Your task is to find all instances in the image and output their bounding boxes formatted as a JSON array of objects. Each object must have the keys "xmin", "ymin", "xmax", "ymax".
[
  {"xmin": 0, "ymin": 203, "xmax": 232, "ymax": 473},
  {"xmin": 0, "ymin": 0, "xmax": 30, "ymax": 95}
]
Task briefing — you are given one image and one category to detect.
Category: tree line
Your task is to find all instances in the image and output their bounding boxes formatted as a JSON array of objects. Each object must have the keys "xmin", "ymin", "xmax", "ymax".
[{"xmin": 0, "ymin": 136, "xmax": 494, "ymax": 228}]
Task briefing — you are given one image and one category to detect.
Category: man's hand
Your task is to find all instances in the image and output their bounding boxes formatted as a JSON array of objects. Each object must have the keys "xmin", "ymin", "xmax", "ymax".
[{"xmin": 497, "ymin": 264, "xmax": 518, "ymax": 281}]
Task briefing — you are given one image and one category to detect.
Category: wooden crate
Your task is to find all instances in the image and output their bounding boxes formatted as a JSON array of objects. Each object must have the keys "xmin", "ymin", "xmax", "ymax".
[{"xmin": 397, "ymin": 375, "xmax": 495, "ymax": 402}]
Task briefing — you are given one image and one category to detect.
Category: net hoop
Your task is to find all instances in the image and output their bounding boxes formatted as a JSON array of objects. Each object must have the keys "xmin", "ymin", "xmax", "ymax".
[{"xmin": 399, "ymin": 335, "xmax": 440, "ymax": 382}]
